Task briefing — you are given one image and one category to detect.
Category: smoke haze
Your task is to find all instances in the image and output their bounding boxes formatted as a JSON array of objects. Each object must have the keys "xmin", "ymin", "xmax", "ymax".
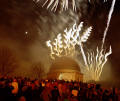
[{"xmin": 0, "ymin": 0, "xmax": 120, "ymax": 86}]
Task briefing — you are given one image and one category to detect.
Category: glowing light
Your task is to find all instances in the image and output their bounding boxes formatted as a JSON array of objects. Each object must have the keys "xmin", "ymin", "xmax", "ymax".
[
  {"xmin": 102, "ymin": 0, "xmax": 116, "ymax": 48},
  {"xmin": 25, "ymin": 31, "xmax": 28, "ymax": 35},
  {"xmin": 76, "ymin": 26, "xmax": 92, "ymax": 69},
  {"xmin": 34, "ymin": 0, "xmax": 77, "ymax": 12},
  {"xmin": 34, "ymin": 0, "xmax": 109, "ymax": 12},
  {"xmin": 88, "ymin": 0, "xmax": 108, "ymax": 3},
  {"xmin": 46, "ymin": 22, "xmax": 92, "ymax": 60},
  {"xmin": 46, "ymin": 40, "xmax": 55, "ymax": 59},
  {"xmin": 85, "ymin": 46, "xmax": 112, "ymax": 81},
  {"xmin": 53, "ymin": 34, "xmax": 63, "ymax": 57},
  {"xmin": 46, "ymin": 21, "xmax": 112, "ymax": 81},
  {"xmin": 81, "ymin": 27, "xmax": 92, "ymax": 42},
  {"xmin": 104, "ymin": 0, "xmax": 108, "ymax": 2},
  {"xmin": 58, "ymin": 73, "xmax": 63, "ymax": 80}
]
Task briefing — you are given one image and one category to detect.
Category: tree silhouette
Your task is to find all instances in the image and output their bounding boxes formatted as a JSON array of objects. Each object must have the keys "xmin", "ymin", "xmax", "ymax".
[
  {"xmin": 31, "ymin": 62, "xmax": 45, "ymax": 79},
  {"xmin": 0, "ymin": 46, "xmax": 18, "ymax": 76}
]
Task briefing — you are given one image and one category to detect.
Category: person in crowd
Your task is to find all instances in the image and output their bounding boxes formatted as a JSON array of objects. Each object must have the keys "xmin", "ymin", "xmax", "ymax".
[
  {"xmin": 0, "ymin": 76, "xmax": 120, "ymax": 101},
  {"xmin": 51, "ymin": 86, "xmax": 60, "ymax": 101}
]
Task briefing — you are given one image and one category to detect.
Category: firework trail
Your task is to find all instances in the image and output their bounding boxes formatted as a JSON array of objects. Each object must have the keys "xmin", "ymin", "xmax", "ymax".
[
  {"xmin": 102, "ymin": 0, "xmax": 116, "ymax": 48},
  {"xmin": 79, "ymin": 42, "xmax": 89, "ymax": 69},
  {"xmin": 78, "ymin": 26, "xmax": 92, "ymax": 69},
  {"xmin": 46, "ymin": 21, "xmax": 112, "ymax": 81},
  {"xmin": 34, "ymin": 0, "xmax": 91, "ymax": 12},
  {"xmin": 88, "ymin": 0, "xmax": 108, "ymax": 3},
  {"xmin": 42, "ymin": 0, "xmax": 77, "ymax": 12},
  {"xmin": 85, "ymin": 46, "xmax": 112, "ymax": 81},
  {"xmin": 46, "ymin": 22, "xmax": 92, "ymax": 61}
]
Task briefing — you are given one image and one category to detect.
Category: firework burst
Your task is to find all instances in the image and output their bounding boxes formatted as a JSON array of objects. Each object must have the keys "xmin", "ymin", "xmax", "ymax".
[
  {"xmin": 46, "ymin": 21, "xmax": 112, "ymax": 81},
  {"xmin": 46, "ymin": 22, "xmax": 92, "ymax": 59},
  {"xmin": 102, "ymin": 0, "xmax": 116, "ymax": 48},
  {"xmin": 42, "ymin": 0, "xmax": 76, "ymax": 12},
  {"xmin": 84, "ymin": 46, "xmax": 112, "ymax": 81}
]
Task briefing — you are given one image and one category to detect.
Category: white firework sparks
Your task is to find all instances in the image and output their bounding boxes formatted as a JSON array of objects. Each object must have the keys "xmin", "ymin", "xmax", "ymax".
[
  {"xmin": 46, "ymin": 34, "xmax": 63, "ymax": 59},
  {"xmin": 102, "ymin": 0, "xmax": 116, "ymax": 48},
  {"xmin": 33, "ymin": 0, "xmax": 110, "ymax": 12},
  {"xmin": 88, "ymin": 0, "xmax": 108, "ymax": 3},
  {"xmin": 104, "ymin": 0, "xmax": 108, "ymax": 2},
  {"xmin": 46, "ymin": 22, "xmax": 92, "ymax": 60},
  {"xmin": 34, "ymin": 0, "xmax": 76, "ymax": 12},
  {"xmin": 85, "ymin": 46, "xmax": 112, "ymax": 81},
  {"xmin": 78, "ymin": 26, "xmax": 92, "ymax": 68},
  {"xmin": 46, "ymin": 21, "xmax": 112, "ymax": 82}
]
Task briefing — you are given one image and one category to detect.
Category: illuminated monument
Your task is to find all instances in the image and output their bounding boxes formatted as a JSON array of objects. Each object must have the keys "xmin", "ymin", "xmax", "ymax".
[
  {"xmin": 46, "ymin": 18, "xmax": 113, "ymax": 81},
  {"xmin": 47, "ymin": 57, "xmax": 83, "ymax": 81}
]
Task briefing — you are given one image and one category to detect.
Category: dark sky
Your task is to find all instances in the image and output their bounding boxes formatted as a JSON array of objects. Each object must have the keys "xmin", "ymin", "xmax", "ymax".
[{"xmin": 0, "ymin": 0, "xmax": 120, "ymax": 82}]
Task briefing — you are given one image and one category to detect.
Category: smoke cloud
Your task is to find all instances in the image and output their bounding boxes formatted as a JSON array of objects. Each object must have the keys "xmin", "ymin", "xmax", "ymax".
[{"xmin": 0, "ymin": 0, "xmax": 120, "ymax": 86}]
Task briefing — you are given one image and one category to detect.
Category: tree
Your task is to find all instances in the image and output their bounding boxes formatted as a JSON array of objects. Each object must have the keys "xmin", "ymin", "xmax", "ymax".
[
  {"xmin": 31, "ymin": 62, "xmax": 45, "ymax": 79},
  {"xmin": 0, "ymin": 46, "xmax": 18, "ymax": 76}
]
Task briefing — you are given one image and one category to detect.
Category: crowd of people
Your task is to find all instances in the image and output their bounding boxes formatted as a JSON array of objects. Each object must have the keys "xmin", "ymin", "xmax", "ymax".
[{"xmin": 0, "ymin": 76, "xmax": 120, "ymax": 101}]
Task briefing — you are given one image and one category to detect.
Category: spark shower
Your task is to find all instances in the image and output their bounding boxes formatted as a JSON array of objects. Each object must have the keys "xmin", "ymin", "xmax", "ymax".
[
  {"xmin": 46, "ymin": 22, "xmax": 112, "ymax": 81},
  {"xmin": 34, "ymin": 0, "xmax": 109, "ymax": 12},
  {"xmin": 45, "ymin": 0, "xmax": 116, "ymax": 81},
  {"xmin": 33, "ymin": 0, "xmax": 116, "ymax": 81}
]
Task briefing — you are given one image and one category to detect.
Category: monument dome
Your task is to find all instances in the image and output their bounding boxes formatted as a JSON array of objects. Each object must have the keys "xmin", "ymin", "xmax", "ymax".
[{"xmin": 48, "ymin": 57, "xmax": 83, "ymax": 81}]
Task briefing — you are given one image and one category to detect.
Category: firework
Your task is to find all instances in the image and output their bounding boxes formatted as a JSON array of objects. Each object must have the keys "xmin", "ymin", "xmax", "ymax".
[
  {"xmin": 46, "ymin": 22, "xmax": 92, "ymax": 60},
  {"xmin": 33, "ymin": 0, "xmax": 110, "ymax": 12},
  {"xmin": 42, "ymin": 0, "xmax": 77, "ymax": 12},
  {"xmin": 33, "ymin": 0, "xmax": 76, "ymax": 12},
  {"xmin": 88, "ymin": 0, "xmax": 108, "ymax": 3},
  {"xmin": 77, "ymin": 26, "xmax": 92, "ymax": 69},
  {"xmin": 85, "ymin": 46, "xmax": 112, "ymax": 81},
  {"xmin": 46, "ymin": 34, "xmax": 63, "ymax": 59},
  {"xmin": 46, "ymin": 40, "xmax": 55, "ymax": 59},
  {"xmin": 102, "ymin": 0, "xmax": 116, "ymax": 48},
  {"xmin": 46, "ymin": 21, "xmax": 112, "ymax": 81}
]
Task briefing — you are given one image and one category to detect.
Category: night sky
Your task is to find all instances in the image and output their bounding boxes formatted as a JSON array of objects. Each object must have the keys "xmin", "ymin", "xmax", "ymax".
[{"xmin": 0, "ymin": 0, "xmax": 120, "ymax": 84}]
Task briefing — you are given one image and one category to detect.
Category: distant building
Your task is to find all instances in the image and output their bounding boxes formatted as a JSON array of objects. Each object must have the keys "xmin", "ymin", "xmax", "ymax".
[{"xmin": 47, "ymin": 57, "xmax": 83, "ymax": 81}]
